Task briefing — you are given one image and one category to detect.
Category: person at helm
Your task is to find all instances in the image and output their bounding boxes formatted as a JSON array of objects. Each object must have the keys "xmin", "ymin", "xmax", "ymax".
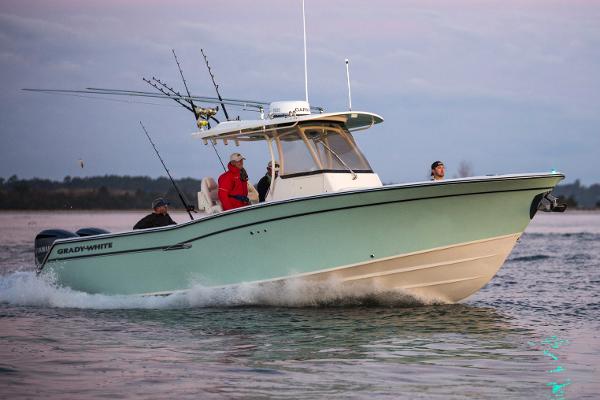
[{"xmin": 257, "ymin": 160, "xmax": 280, "ymax": 202}]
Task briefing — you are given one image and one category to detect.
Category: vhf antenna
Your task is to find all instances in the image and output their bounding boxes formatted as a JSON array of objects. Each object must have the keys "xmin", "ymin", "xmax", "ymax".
[
  {"xmin": 139, "ymin": 121, "xmax": 194, "ymax": 221},
  {"xmin": 302, "ymin": 0, "xmax": 309, "ymax": 103},
  {"xmin": 345, "ymin": 59, "xmax": 352, "ymax": 111}
]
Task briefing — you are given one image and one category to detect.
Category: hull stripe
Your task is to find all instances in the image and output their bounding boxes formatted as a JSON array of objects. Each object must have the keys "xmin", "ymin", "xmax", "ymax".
[
  {"xmin": 400, "ymin": 275, "xmax": 484, "ymax": 289},
  {"xmin": 340, "ymin": 253, "xmax": 499, "ymax": 282}
]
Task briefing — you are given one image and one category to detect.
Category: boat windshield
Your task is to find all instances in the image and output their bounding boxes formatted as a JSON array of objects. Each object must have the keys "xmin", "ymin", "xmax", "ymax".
[{"xmin": 276, "ymin": 122, "xmax": 372, "ymax": 177}]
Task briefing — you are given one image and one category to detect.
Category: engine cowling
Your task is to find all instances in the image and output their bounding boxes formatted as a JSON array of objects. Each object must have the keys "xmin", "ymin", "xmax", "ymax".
[
  {"xmin": 76, "ymin": 227, "xmax": 110, "ymax": 237},
  {"xmin": 34, "ymin": 229, "xmax": 78, "ymax": 266}
]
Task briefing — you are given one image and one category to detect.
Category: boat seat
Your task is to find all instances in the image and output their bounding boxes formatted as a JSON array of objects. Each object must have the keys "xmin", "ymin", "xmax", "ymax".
[
  {"xmin": 198, "ymin": 177, "xmax": 223, "ymax": 214},
  {"xmin": 247, "ymin": 182, "xmax": 259, "ymax": 204}
]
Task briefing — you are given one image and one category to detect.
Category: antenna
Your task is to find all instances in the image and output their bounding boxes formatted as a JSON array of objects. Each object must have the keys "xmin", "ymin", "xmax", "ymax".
[
  {"xmin": 302, "ymin": 0, "xmax": 308, "ymax": 103},
  {"xmin": 345, "ymin": 59, "xmax": 352, "ymax": 111}
]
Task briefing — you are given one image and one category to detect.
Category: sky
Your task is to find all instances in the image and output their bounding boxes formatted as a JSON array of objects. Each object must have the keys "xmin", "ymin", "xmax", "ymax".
[{"xmin": 0, "ymin": 0, "xmax": 599, "ymax": 185}]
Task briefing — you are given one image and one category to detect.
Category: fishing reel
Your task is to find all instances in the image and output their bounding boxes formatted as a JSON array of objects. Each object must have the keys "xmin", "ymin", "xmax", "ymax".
[
  {"xmin": 197, "ymin": 119, "xmax": 209, "ymax": 130},
  {"xmin": 195, "ymin": 106, "xmax": 219, "ymax": 130},
  {"xmin": 195, "ymin": 106, "xmax": 218, "ymax": 119}
]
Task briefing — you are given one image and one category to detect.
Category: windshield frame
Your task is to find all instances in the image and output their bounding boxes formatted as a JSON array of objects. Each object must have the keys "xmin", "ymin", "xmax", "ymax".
[{"xmin": 273, "ymin": 122, "xmax": 373, "ymax": 178}]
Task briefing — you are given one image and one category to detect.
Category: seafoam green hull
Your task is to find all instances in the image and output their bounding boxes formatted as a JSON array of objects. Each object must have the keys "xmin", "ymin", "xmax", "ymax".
[{"xmin": 39, "ymin": 173, "xmax": 563, "ymax": 300}]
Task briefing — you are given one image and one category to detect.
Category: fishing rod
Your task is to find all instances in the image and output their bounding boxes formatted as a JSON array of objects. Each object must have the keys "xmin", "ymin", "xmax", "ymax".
[
  {"xmin": 172, "ymin": 49, "xmax": 200, "ymax": 121},
  {"xmin": 201, "ymin": 48, "xmax": 230, "ymax": 121},
  {"xmin": 199, "ymin": 49, "xmax": 235, "ymax": 172},
  {"xmin": 139, "ymin": 121, "xmax": 194, "ymax": 221},
  {"xmin": 142, "ymin": 77, "xmax": 195, "ymax": 114},
  {"xmin": 172, "ymin": 49, "xmax": 226, "ymax": 172},
  {"xmin": 150, "ymin": 76, "xmax": 221, "ymax": 124},
  {"xmin": 141, "ymin": 76, "xmax": 222, "ymax": 125}
]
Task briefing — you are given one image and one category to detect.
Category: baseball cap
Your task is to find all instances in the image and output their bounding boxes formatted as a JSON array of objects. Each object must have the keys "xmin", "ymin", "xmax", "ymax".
[
  {"xmin": 230, "ymin": 153, "xmax": 245, "ymax": 162},
  {"xmin": 152, "ymin": 197, "xmax": 170, "ymax": 209},
  {"xmin": 431, "ymin": 161, "xmax": 444, "ymax": 169}
]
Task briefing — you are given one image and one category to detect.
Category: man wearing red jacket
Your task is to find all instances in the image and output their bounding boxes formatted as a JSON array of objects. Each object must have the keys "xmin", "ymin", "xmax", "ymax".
[{"xmin": 218, "ymin": 152, "xmax": 250, "ymax": 211}]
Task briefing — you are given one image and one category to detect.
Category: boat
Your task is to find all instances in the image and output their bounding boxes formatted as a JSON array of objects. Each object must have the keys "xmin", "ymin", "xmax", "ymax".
[
  {"xmin": 33, "ymin": 97, "xmax": 566, "ymax": 303},
  {"xmin": 29, "ymin": 2, "xmax": 566, "ymax": 302}
]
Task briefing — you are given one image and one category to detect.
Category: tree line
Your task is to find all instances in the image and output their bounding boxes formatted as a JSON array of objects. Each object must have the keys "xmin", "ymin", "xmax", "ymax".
[
  {"xmin": 551, "ymin": 179, "xmax": 600, "ymax": 209},
  {"xmin": 0, "ymin": 175, "xmax": 201, "ymax": 210},
  {"xmin": 0, "ymin": 175, "xmax": 598, "ymax": 210}
]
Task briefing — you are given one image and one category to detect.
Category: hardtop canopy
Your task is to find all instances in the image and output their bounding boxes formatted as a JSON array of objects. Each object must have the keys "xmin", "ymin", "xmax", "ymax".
[{"xmin": 192, "ymin": 111, "xmax": 383, "ymax": 142}]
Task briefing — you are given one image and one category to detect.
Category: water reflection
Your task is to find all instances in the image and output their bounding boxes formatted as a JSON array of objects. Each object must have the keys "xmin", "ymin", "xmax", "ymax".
[
  {"xmin": 75, "ymin": 304, "xmax": 521, "ymax": 363},
  {"xmin": 3, "ymin": 302, "xmax": 538, "ymax": 398}
]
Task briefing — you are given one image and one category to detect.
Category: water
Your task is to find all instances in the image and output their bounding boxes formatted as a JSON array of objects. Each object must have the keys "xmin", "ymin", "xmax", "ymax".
[{"xmin": 1, "ymin": 211, "xmax": 599, "ymax": 399}]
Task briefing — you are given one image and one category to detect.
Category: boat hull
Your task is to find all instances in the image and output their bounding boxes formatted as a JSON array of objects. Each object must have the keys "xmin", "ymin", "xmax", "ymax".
[
  {"xmin": 39, "ymin": 173, "xmax": 563, "ymax": 302},
  {"xmin": 291, "ymin": 232, "xmax": 519, "ymax": 303}
]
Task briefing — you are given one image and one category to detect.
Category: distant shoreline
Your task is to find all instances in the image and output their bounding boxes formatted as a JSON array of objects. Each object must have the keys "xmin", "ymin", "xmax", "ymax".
[{"xmin": 1, "ymin": 175, "xmax": 598, "ymax": 210}]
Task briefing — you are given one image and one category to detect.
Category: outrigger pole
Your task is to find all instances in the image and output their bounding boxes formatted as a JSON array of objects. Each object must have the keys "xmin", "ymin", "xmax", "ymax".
[{"xmin": 139, "ymin": 121, "xmax": 194, "ymax": 221}]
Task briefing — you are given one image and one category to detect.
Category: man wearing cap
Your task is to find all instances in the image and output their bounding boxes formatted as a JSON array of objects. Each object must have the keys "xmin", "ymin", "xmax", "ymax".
[
  {"xmin": 133, "ymin": 197, "xmax": 177, "ymax": 230},
  {"xmin": 431, "ymin": 161, "xmax": 445, "ymax": 181},
  {"xmin": 256, "ymin": 160, "xmax": 279, "ymax": 202},
  {"xmin": 218, "ymin": 152, "xmax": 251, "ymax": 211}
]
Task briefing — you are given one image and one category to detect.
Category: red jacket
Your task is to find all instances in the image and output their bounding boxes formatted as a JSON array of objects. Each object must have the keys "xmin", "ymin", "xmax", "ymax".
[{"xmin": 218, "ymin": 163, "xmax": 249, "ymax": 211}]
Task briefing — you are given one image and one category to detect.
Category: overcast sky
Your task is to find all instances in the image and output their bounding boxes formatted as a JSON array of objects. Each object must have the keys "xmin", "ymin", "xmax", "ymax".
[{"xmin": 1, "ymin": 0, "xmax": 598, "ymax": 185}]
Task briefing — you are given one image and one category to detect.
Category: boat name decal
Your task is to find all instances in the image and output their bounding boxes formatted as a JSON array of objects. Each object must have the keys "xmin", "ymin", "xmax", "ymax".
[{"xmin": 57, "ymin": 242, "xmax": 113, "ymax": 255}]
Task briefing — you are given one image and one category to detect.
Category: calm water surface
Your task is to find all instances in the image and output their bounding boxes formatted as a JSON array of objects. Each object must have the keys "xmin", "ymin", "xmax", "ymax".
[{"xmin": 0, "ymin": 211, "xmax": 599, "ymax": 399}]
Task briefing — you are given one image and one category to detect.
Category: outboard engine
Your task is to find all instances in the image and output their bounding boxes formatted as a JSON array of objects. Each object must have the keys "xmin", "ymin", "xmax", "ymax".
[
  {"xmin": 531, "ymin": 192, "xmax": 568, "ymax": 218},
  {"xmin": 76, "ymin": 227, "xmax": 110, "ymax": 237},
  {"xmin": 34, "ymin": 229, "xmax": 78, "ymax": 267}
]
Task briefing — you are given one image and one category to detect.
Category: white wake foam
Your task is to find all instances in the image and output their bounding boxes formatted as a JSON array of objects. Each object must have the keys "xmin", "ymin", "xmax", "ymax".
[{"xmin": 0, "ymin": 272, "xmax": 433, "ymax": 309}]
